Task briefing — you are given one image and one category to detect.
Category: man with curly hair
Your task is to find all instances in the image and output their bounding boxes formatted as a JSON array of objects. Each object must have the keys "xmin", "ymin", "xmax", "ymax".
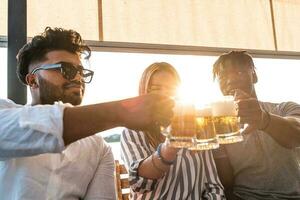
[
  {"xmin": 0, "ymin": 28, "xmax": 173, "ymax": 160},
  {"xmin": 0, "ymin": 27, "xmax": 174, "ymax": 199}
]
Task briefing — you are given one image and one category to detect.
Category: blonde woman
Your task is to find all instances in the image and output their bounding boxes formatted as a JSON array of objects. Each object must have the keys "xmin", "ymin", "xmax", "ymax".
[{"xmin": 121, "ymin": 62, "xmax": 225, "ymax": 200}]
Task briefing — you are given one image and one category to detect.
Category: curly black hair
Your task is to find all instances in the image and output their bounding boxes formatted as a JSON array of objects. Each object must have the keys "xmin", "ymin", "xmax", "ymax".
[
  {"xmin": 213, "ymin": 51, "xmax": 255, "ymax": 80},
  {"xmin": 16, "ymin": 27, "xmax": 91, "ymax": 85}
]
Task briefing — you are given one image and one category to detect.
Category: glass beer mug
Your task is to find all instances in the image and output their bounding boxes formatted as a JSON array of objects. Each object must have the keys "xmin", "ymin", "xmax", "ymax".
[
  {"xmin": 189, "ymin": 106, "xmax": 219, "ymax": 151},
  {"xmin": 161, "ymin": 101, "xmax": 196, "ymax": 148},
  {"xmin": 211, "ymin": 96, "xmax": 244, "ymax": 144}
]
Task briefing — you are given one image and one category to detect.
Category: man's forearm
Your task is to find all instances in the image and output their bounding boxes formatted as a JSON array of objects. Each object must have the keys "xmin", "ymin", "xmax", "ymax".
[
  {"xmin": 63, "ymin": 101, "xmax": 123, "ymax": 145},
  {"xmin": 63, "ymin": 94, "xmax": 173, "ymax": 145},
  {"xmin": 264, "ymin": 113, "xmax": 300, "ymax": 148}
]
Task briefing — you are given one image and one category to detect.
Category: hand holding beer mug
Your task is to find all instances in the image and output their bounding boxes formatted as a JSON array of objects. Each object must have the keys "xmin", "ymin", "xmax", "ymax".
[
  {"xmin": 189, "ymin": 106, "xmax": 219, "ymax": 151},
  {"xmin": 212, "ymin": 95, "xmax": 244, "ymax": 144},
  {"xmin": 161, "ymin": 101, "xmax": 196, "ymax": 148}
]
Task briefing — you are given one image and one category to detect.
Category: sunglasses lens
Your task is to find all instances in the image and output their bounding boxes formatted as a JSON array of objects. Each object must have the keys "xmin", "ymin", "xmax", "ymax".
[
  {"xmin": 61, "ymin": 63, "xmax": 81, "ymax": 80},
  {"xmin": 60, "ymin": 62, "xmax": 93, "ymax": 83}
]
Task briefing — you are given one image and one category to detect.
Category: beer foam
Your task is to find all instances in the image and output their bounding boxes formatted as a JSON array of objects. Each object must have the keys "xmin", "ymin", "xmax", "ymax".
[
  {"xmin": 174, "ymin": 102, "xmax": 195, "ymax": 115},
  {"xmin": 212, "ymin": 98, "xmax": 237, "ymax": 116},
  {"xmin": 197, "ymin": 107, "xmax": 212, "ymax": 117}
]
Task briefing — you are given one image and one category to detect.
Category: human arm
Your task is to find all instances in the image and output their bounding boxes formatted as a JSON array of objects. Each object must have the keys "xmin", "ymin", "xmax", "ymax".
[
  {"xmin": 121, "ymin": 129, "xmax": 177, "ymax": 192},
  {"xmin": 137, "ymin": 142, "xmax": 177, "ymax": 179},
  {"xmin": 259, "ymin": 102, "xmax": 300, "ymax": 148},
  {"xmin": 202, "ymin": 150, "xmax": 226, "ymax": 200},
  {"xmin": 0, "ymin": 94, "xmax": 173, "ymax": 159},
  {"xmin": 235, "ymin": 90, "xmax": 300, "ymax": 148},
  {"xmin": 120, "ymin": 128, "xmax": 157, "ymax": 193},
  {"xmin": 63, "ymin": 94, "xmax": 174, "ymax": 145}
]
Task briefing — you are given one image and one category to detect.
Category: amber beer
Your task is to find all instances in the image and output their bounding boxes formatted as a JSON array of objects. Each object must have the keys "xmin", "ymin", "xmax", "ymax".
[
  {"xmin": 165, "ymin": 103, "xmax": 196, "ymax": 148},
  {"xmin": 212, "ymin": 96, "xmax": 243, "ymax": 144},
  {"xmin": 189, "ymin": 107, "xmax": 219, "ymax": 150}
]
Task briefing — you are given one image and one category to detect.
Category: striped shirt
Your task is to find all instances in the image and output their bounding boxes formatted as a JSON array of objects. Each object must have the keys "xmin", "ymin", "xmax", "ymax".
[{"xmin": 121, "ymin": 129, "xmax": 225, "ymax": 200}]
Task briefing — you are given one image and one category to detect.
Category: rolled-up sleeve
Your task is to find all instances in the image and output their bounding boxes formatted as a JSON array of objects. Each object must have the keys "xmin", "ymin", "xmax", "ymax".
[
  {"xmin": 120, "ymin": 129, "xmax": 158, "ymax": 193},
  {"xmin": 0, "ymin": 99, "xmax": 71, "ymax": 160}
]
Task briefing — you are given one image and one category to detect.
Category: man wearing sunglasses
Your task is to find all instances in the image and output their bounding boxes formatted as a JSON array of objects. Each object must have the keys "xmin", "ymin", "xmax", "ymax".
[{"xmin": 0, "ymin": 27, "xmax": 174, "ymax": 199}]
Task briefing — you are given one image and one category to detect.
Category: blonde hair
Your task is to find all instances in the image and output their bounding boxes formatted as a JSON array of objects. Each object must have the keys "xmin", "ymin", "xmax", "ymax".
[{"xmin": 139, "ymin": 62, "xmax": 181, "ymax": 148}]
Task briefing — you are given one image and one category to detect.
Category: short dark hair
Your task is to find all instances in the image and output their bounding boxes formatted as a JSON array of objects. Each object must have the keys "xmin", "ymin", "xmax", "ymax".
[
  {"xmin": 17, "ymin": 27, "xmax": 91, "ymax": 85},
  {"xmin": 213, "ymin": 51, "xmax": 255, "ymax": 80}
]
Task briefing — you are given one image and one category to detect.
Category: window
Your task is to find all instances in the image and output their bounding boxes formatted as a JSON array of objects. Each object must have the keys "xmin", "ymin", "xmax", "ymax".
[{"xmin": 255, "ymin": 58, "xmax": 300, "ymax": 103}]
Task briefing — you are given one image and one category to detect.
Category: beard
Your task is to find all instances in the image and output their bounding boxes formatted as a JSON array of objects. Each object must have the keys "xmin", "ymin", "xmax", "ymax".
[{"xmin": 38, "ymin": 76, "xmax": 85, "ymax": 106}]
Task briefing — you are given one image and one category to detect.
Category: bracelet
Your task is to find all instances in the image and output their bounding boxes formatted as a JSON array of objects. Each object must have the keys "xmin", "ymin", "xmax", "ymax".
[
  {"xmin": 156, "ymin": 143, "xmax": 175, "ymax": 165},
  {"xmin": 151, "ymin": 154, "xmax": 165, "ymax": 174},
  {"xmin": 259, "ymin": 110, "xmax": 271, "ymax": 131}
]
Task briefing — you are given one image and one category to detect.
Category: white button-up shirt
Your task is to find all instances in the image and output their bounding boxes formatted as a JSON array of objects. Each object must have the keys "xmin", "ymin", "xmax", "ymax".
[
  {"xmin": 0, "ymin": 99, "xmax": 116, "ymax": 199},
  {"xmin": 0, "ymin": 135, "xmax": 116, "ymax": 199}
]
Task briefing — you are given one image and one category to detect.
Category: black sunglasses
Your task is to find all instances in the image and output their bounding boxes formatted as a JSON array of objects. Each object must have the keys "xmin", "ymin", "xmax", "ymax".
[{"xmin": 31, "ymin": 62, "xmax": 94, "ymax": 83}]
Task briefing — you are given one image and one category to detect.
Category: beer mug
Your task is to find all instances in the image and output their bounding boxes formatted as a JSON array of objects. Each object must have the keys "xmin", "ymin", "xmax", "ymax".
[
  {"xmin": 189, "ymin": 106, "xmax": 219, "ymax": 151},
  {"xmin": 161, "ymin": 101, "xmax": 196, "ymax": 148},
  {"xmin": 211, "ymin": 96, "xmax": 244, "ymax": 144}
]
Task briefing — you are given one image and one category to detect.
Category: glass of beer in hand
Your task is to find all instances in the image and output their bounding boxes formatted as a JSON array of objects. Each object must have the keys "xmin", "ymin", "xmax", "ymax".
[
  {"xmin": 211, "ymin": 96, "xmax": 244, "ymax": 144},
  {"xmin": 189, "ymin": 106, "xmax": 219, "ymax": 151},
  {"xmin": 161, "ymin": 101, "xmax": 196, "ymax": 148}
]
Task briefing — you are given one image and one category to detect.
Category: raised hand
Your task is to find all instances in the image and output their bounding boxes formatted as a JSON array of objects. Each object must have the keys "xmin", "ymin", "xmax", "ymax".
[
  {"xmin": 119, "ymin": 93, "xmax": 174, "ymax": 131},
  {"xmin": 234, "ymin": 89, "xmax": 266, "ymax": 134}
]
